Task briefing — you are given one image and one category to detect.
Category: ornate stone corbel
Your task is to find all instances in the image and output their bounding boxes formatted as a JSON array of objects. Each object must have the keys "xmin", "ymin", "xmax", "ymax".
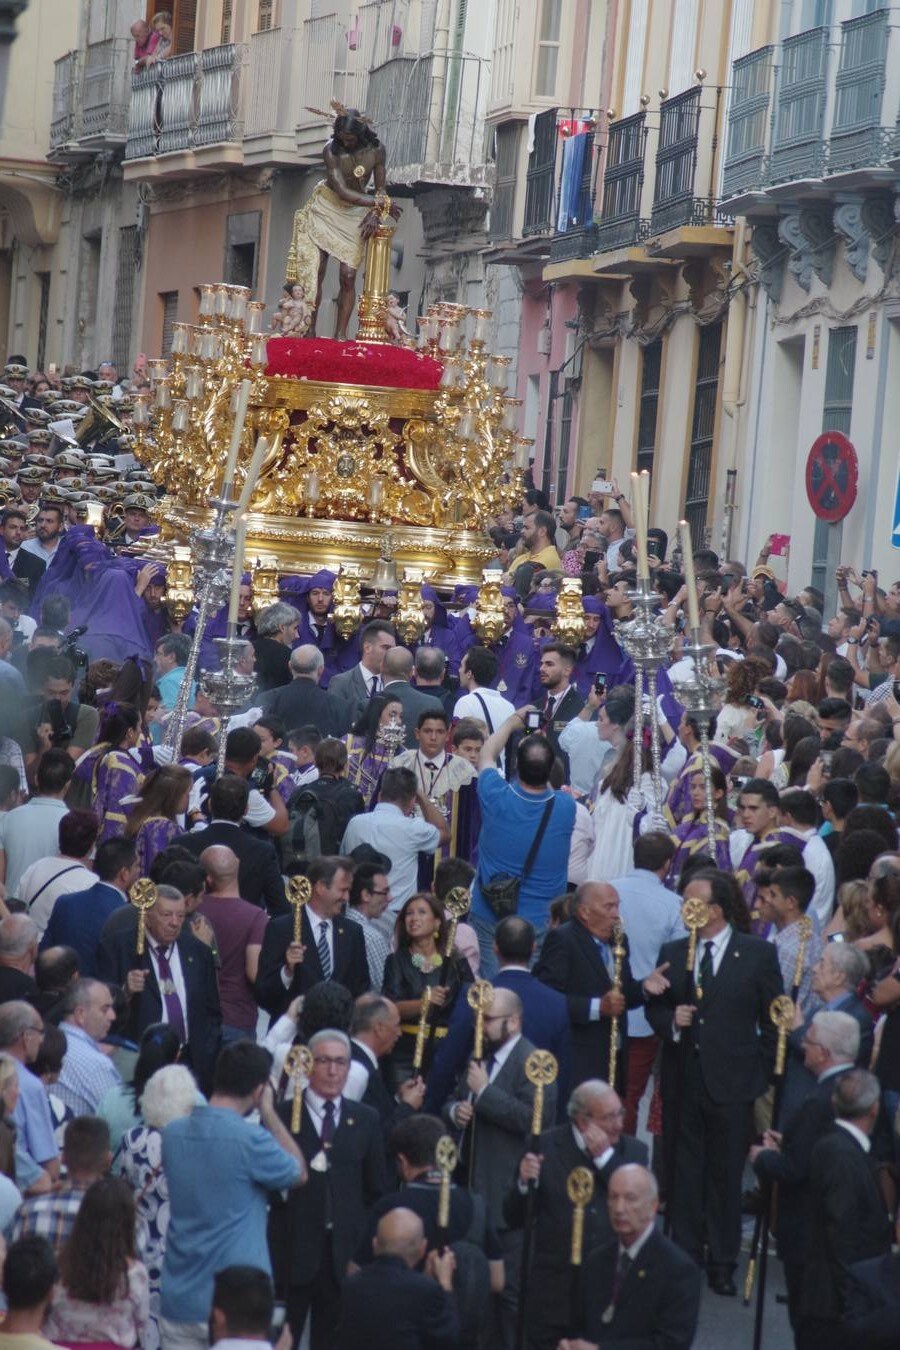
[
  {"xmin": 798, "ymin": 206, "xmax": 836, "ymax": 288},
  {"xmin": 750, "ymin": 221, "xmax": 785, "ymax": 300},
  {"xmin": 865, "ymin": 196, "xmax": 896, "ymax": 276},
  {"xmin": 833, "ymin": 196, "xmax": 869, "ymax": 283},
  {"xmin": 777, "ymin": 212, "xmax": 813, "ymax": 293}
]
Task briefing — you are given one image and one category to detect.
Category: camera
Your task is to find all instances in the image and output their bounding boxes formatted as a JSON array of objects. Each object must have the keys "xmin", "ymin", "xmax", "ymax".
[
  {"xmin": 36, "ymin": 699, "xmax": 72, "ymax": 749},
  {"xmin": 745, "ymin": 695, "xmax": 764, "ymax": 710},
  {"xmin": 59, "ymin": 625, "xmax": 89, "ymax": 671},
  {"xmin": 820, "ymin": 750, "xmax": 833, "ymax": 775},
  {"xmin": 525, "ymin": 710, "xmax": 541, "ymax": 731}
]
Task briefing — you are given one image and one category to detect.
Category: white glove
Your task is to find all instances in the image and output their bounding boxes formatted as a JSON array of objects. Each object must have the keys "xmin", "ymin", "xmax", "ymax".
[
  {"xmin": 640, "ymin": 810, "xmax": 669, "ymax": 836},
  {"xmin": 152, "ymin": 743, "xmax": 176, "ymax": 766},
  {"xmin": 227, "ymin": 706, "xmax": 263, "ymax": 732},
  {"xmin": 626, "ymin": 787, "xmax": 645, "ymax": 812}
]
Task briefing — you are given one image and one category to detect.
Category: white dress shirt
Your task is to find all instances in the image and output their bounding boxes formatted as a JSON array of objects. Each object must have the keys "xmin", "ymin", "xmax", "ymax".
[
  {"xmin": 695, "ymin": 924, "xmax": 732, "ymax": 980},
  {"xmin": 835, "ymin": 1119, "xmax": 871, "ymax": 1152},
  {"xmin": 358, "ymin": 664, "xmax": 380, "ymax": 697}
]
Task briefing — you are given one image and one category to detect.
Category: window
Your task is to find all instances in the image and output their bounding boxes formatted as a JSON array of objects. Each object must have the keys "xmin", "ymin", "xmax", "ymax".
[
  {"xmin": 812, "ymin": 326, "xmax": 857, "ymax": 594},
  {"xmin": 597, "ymin": 112, "xmax": 646, "ymax": 249},
  {"xmin": 220, "ymin": 0, "xmax": 232, "ymax": 43},
  {"xmin": 36, "ymin": 274, "xmax": 50, "ymax": 373},
  {"xmin": 160, "ymin": 292, "xmax": 179, "ymax": 356},
  {"xmin": 224, "ymin": 211, "xmax": 262, "ymax": 291},
  {"xmin": 489, "ymin": 123, "xmax": 520, "ymax": 242},
  {"xmin": 651, "ymin": 88, "xmax": 701, "ymax": 233},
  {"xmin": 534, "ymin": 0, "xmax": 561, "ymax": 98},
  {"xmin": 832, "ymin": 9, "xmax": 887, "ymax": 135},
  {"xmin": 683, "ymin": 323, "xmax": 722, "ymax": 540},
  {"xmin": 522, "ymin": 107, "xmax": 558, "ymax": 236},
  {"xmin": 257, "ymin": 0, "xmax": 274, "ymax": 31},
  {"xmin": 636, "ymin": 340, "xmax": 662, "ymax": 480},
  {"xmin": 556, "ymin": 387, "xmax": 574, "ymax": 504},
  {"xmin": 769, "ymin": 26, "xmax": 828, "ymax": 182},
  {"xmin": 722, "ymin": 47, "xmax": 774, "ymax": 196},
  {"xmin": 112, "ymin": 227, "xmax": 139, "ymax": 379}
]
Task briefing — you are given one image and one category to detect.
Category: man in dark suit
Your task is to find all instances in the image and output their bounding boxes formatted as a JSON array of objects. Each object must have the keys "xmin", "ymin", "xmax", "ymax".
[
  {"xmin": 41, "ymin": 837, "xmax": 139, "ymax": 978},
  {"xmin": 534, "ymin": 642, "xmax": 584, "ymax": 759},
  {"xmin": 504, "ymin": 1079, "xmax": 647, "ymax": 1350},
  {"xmin": 0, "ymin": 914, "xmax": 40, "ymax": 1004},
  {"xmin": 561, "ymin": 1165, "xmax": 702, "ymax": 1350},
  {"xmin": 380, "ymin": 647, "xmax": 445, "ymax": 750},
  {"xmin": 255, "ymin": 855, "xmax": 368, "ymax": 1017},
  {"xmin": 259, "ymin": 644, "xmax": 350, "ymax": 737},
  {"xmin": 1, "ymin": 506, "xmax": 45, "ymax": 599},
  {"xmin": 645, "ymin": 868, "xmax": 783, "ymax": 1296},
  {"xmin": 750, "ymin": 1008, "xmax": 860, "ymax": 1329},
  {"xmin": 327, "ymin": 620, "xmax": 396, "ymax": 723},
  {"xmin": 781, "ymin": 941, "xmax": 873, "ymax": 1125},
  {"xmin": 269, "ymin": 1028, "xmax": 387, "ymax": 1349},
  {"xmin": 534, "ymin": 882, "xmax": 670, "ymax": 1094},
  {"xmin": 844, "ymin": 1250, "xmax": 900, "ymax": 1348},
  {"xmin": 346, "ymin": 994, "xmax": 422, "ymax": 1142},
  {"xmin": 337, "ymin": 1208, "xmax": 458, "ymax": 1350},
  {"xmin": 424, "ymin": 915, "xmax": 572, "ymax": 1117},
  {"xmin": 172, "ymin": 775, "xmax": 286, "ymax": 915},
  {"xmin": 95, "ymin": 883, "xmax": 222, "ymax": 1093},
  {"xmin": 444, "ymin": 987, "xmax": 556, "ymax": 1345},
  {"xmin": 798, "ymin": 1069, "xmax": 892, "ymax": 1350}
]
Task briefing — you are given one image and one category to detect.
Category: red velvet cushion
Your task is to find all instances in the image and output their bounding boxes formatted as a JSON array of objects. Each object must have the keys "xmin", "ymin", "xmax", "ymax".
[{"xmin": 265, "ymin": 337, "xmax": 444, "ymax": 391}]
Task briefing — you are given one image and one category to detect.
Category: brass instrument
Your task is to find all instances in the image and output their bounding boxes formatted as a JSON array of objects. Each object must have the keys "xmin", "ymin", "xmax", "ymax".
[
  {"xmin": 287, "ymin": 875, "xmax": 312, "ymax": 945},
  {"xmin": 285, "ymin": 1044, "xmax": 314, "ymax": 1134},
  {"xmin": 129, "ymin": 879, "xmax": 158, "ymax": 956},
  {"xmin": 567, "ymin": 1167, "xmax": 595, "ymax": 1265},
  {"xmin": 608, "ymin": 924, "xmax": 627, "ymax": 1085},
  {"xmin": 75, "ymin": 396, "xmax": 126, "ymax": 448}
]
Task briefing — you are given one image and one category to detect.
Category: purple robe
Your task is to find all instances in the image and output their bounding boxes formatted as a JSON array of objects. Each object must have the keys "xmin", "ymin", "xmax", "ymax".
[
  {"xmin": 93, "ymin": 749, "xmax": 142, "ymax": 843},
  {"xmin": 667, "ymin": 814, "xmax": 731, "ymax": 885},
  {"xmin": 412, "ymin": 588, "xmax": 460, "ymax": 678},
  {"xmin": 571, "ymin": 601, "xmax": 626, "ymax": 698},
  {"xmin": 454, "ymin": 616, "xmax": 539, "ymax": 707},
  {"xmin": 133, "ymin": 816, "xmax": 180, "ymax": 876},
  {"xmin": 344, "ymin": 737, "xmax": 395, "ymax": 807},
  {"xmin": 733, "ymin": 826, "xmax": 810, "ymax": 930}
]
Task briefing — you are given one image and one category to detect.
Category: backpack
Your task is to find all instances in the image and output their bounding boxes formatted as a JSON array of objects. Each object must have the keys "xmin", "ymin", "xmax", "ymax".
[{"xmin": 284, "ymin": 787, "xmax": 344, "ymax": 869}]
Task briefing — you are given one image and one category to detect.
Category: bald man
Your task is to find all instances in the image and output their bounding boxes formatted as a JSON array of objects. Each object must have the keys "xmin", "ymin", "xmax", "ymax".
[
  {"xmin": 534, "ymin": 881, "xmax": 670, "ymax": 1092},
  {"xmin": 562, "ymin": 1165, "xmax": 701, "ymax": 1350},
  {"xmin": 337, "ymin": 1208, "xmax": 458, "ymax": 1349},
  {"xmin": 197, "ymin": 846, "xmax": 268, "ymax": 1042}
]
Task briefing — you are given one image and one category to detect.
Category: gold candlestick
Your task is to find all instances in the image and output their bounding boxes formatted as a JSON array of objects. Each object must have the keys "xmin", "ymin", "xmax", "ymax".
[
  {"xmin": 567, "ymin": 1167, "xmax": 595, "ymax": 1266},
  {"xmin": 525, "ymin": 1050, "xmax": 558, "ymax": 1137},
  {"xmin": 467, "ymin": 980, "xmax": 494, "ymax": 1061},
  {"xmin": 285, "ymin": 1044, "xmax": 314, "ymax": 1134},
  {"xmin": 413, "ymin": 988, "xmax": 433, "ymax": 1072},
  {"xmin": 287, "ymin": 876, "xmax": 312, "ymax": 945},
  {"xmin": 129, "ymin": 880, "xmax": 158, "ymax": 956},
  {"xmin": 608, "ymin": 924, "xmax": 627, "ymax": 1085}
]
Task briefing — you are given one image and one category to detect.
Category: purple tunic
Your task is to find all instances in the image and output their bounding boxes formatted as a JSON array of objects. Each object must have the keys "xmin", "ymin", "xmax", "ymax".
[
  {"xmin": 94, "ymin": 749, "xmax": 142, "ymax": 843},
  {"xmin": 454, "ymin": 616, "xmax": 539, "ymax": 707},
  {"xmin": 133, "ymin": 816, "xmax": 180, "ymax": 876},
  {"xmin": 667, "ymin": 814, "xmax": 732, "ymax": 885}
]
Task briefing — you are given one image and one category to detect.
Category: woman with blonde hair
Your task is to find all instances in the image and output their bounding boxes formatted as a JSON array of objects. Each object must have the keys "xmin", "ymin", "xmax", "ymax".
[{"xmin": 124, "ymin": 764, "xmax": 192, "ymax": 874}]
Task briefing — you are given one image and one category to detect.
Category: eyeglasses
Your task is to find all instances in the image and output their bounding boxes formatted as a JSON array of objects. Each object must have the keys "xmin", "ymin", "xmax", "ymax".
[
  {"xmin": 312, "ymin": 1055, "xmax": 349, "ymax": 1068},
  {"xmin": 368, "ymin": 888, "xmax": 391, "ymax": 897},
  {"xmin": 23, "ymin": 1026, "xmax": 44, "ymax": 1039}
]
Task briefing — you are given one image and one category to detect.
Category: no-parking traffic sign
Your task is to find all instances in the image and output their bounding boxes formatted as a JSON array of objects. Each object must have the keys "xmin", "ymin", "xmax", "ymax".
[{"xmin": 805, "ymin": 432, "xmax": 858, "ymax": 523}]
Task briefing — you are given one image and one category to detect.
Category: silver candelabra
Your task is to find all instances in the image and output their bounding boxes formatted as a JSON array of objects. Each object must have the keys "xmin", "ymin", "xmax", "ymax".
[
  {"xmin": 201, "ymin": 631, "xmax": 259, "ymax": 774},
  {"xmin": 614, "ymin": 578, "xmax": 674, "ymax": 815},
  {"xmin": 672, "ymin": 628, "xmax": 725, "ymax": 860},
  {"xmin": 162, "ymin": 494, "xmax": 238, "ymax": 760}
]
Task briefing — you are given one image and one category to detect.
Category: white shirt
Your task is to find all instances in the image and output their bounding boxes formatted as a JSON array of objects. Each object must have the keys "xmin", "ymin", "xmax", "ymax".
[
  {"xmin": 146, "ymin": 938, "xmax": 189, "ymax": 1038},
  {"xmin": 604, "ymin": 530, "xmax": 635, "ymax": 572},
  {"xmin": 572, "ymin": 1123, "xmax": 614, "ymax": 1172},
  {"xmin": 454, "ymin": 687, "xmax": 516, "ymax": 734},
  {"xmin": 345, "ymin": 1038, "xmax": 378, "ymax": 1102},
  {"xmin": 18, "ymin": 855, "xmax": 95, "ymax": 936},
  {"xmin": 567, "ymin": 801, "xmax": 595, "ymax": 885},
  {"xmin": 341, "ymin": 803, "xmax": 440, "ymax": 910},
  {"xmin": 835, "ymin": 1119, "xmax": 871, "ymax": 1153},
  {"xmin": 310, "ymin": 910, "xmax": 334, "ymax": 971},
  {"xmin": 20, "ymin": 536, "xmax": 62, "ymax": 564},
  {"xmin": 620, "ymin": 1219, "xmax": 657, "ymax": 1261},
  {"xmin": 305, "ymin": 1087, "xmax": 343, "ymax": 1136},
  {"xmin": 792, "ymin": 827, "xmax": 836, "ymax": 928},
  {"xmin": 357, "ymin": 663, "xmax": 381, "ymax": 697},
  {"xmin": 695, "ymin": 924, "xmax": 732, "ymax": 980},
  {"xmin": 559, "ymin": 719, "xmax": 614, "ymax": 796}
]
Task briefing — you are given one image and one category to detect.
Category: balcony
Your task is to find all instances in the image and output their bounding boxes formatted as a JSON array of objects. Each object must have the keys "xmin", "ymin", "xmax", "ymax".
[
  {"xmin": 244, "ymin": 26, "xmax": 299, "ymax": 164},
  {"xmin": 124, "ymin": 44, "xmax": 245, "ymax": 175},
  {"xmin": 523, "ymin": 107, "xmax": 559, "ymax": 237},
  {"xmin": 594, "ymin": 112, "xmax": 648, "ymax": 254},
  {"xmin": 49, "ymin": 38, "xmax": 132, "ymax": 159},
  {"xmin": 721, "ymin": 46, "xmax": 775, "ymax": 202},
  {"xmin": 649, "ymin": 88, "xmax": 704, "ymax": 235},
  {"xmin": 768, "ymin": 27, "xmax": 829, "ymax": 185},
  {"xmin": 365, "ymin": 52, "xmax": 490, "ymax": 188}
]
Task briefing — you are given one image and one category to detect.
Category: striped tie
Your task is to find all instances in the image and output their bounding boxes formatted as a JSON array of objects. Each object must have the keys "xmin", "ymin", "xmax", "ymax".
[{"xmin": 317, "ymin": 920, "xmax": 332, "ymax": 980}]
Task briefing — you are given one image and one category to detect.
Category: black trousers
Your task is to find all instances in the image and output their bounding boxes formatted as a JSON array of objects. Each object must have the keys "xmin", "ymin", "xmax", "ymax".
[
  {"xmin": 287, "ymin": 1233, "xmax": 341, "ymax": 1350},
  {"xmin": 665, "ymin": 1051, "xmax": 753, "ymax": 1273}
]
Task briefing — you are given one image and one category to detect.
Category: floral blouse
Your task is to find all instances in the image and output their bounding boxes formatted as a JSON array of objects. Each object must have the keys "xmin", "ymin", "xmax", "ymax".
[{"xmin": 43, "ymin": 1260, "xmax": 149, "ymax": 1348}]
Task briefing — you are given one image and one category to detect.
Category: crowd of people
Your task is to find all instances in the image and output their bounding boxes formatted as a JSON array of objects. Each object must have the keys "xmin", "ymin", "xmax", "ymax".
[{"xmin": 2, "ymin": 357, "xmax": 900, "ymax": 1346}]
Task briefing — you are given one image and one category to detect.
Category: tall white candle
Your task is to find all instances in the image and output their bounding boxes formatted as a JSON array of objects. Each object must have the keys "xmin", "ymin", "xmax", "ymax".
[
  {"xmin": 631, "ymin": 472, "xmax": 649, "ymax": 579},
  {"xmin": 223, "ymin": 380, "xmax": 251, "ymax": 492},
  {"xmin": 679, "ymin": 519, "xmax": 701, "ymax": 632},
  {"xmin": 235, "ymin": 433, "xmax": 269, "ymax": 513},
  {"xmin": 227, "ymin": 515, "xmax": 248, "ymax": 627}
]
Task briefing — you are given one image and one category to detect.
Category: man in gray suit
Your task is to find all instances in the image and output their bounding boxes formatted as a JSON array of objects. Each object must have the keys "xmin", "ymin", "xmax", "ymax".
[
  {"xmin": 327, "ymin": 620, "xmax": 396, "ymax": 723},
  {"xmin": 445, "ymin": 987, "xmax": 556, "ymax": 1348},
  {"xmin": 381, "ymin": 647, "xmax": 445, "ymax": 749}
]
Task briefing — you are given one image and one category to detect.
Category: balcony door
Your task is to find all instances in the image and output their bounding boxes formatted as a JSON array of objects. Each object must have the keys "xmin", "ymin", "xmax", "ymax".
[{"xmin": 146, "ymin": 0, "xmax": 196, "ymax": 54}]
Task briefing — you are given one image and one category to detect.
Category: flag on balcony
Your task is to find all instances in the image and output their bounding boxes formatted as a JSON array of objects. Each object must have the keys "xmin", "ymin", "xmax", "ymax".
[{"xmin": 556, "ymin": 132, "xmax": 591, "ymax": 233}]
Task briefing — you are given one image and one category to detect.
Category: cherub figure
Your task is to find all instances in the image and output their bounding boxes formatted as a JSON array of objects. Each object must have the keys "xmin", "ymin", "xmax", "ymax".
[
  {"xmin": 271, "ymin": 283, "xmax": 313, "ymax": 338},
  {"xmin": 384, "ymin": 293, "xmax": 411, "ymax": 345}
]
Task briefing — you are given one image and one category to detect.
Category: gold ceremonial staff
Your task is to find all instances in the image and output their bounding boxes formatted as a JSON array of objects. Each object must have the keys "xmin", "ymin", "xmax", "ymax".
[
  {"xmin": 608, "ymin": 924, "xmax": 627, "ymax": 1085},
  {"xmin": 287, "ymin": 875, "xmax": 312, "ymax": 945},
  {"xmin": 664, "ymin": 893, "xmax": 710, "ymax": 1240},
  {"xmin": 129, "ymin": 879, "xmax": 158, "ymax": 956}
]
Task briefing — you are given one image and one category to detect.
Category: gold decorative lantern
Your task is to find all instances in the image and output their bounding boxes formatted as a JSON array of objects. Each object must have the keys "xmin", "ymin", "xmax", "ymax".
[
  {"xmin": 251, "ymin": 556, "xmax": 280, "ymax": 612},
  {"xmin": 553, "ymin": 577, "xmax": 586, "ymax": 647},
  {"xmin": 332, "ymin": 564, "xmax": 362, "ymax": 638},
  {"xmin": 474, "ymin": 569, "xmax": 507, "ymax": 645},
  {"xmin": 164, "ymin": 545, "xmax": 194, "ymax": 625},
  {"xmin": 395, "ymin": 568, "xmax": 426, "ymax": 646}
]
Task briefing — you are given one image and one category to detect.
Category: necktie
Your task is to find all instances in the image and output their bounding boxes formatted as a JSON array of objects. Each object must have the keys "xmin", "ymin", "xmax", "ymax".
[
  {"xmin": 317, "ymin": 920, "xmax": 332, "ymax": 980},
  {"xmin": 321, "ymin": 1099, "xmax": 336, "ymax": 1146},
  {"xmin": 611, "ymin": 1250, "xmax": 632, "ymax": 1302},
  {"xmin": 367, "ymin": 674, "xmax": 378, "ymax": 699},
  {"xmin": 543, "ymin": 695, "xmax": 556, "ymax": 729},
  {"xmin": 699, "ymin": 939, "xmax": 714, "ymax": 988},
  {"xmin": 154, "ymin": 945, "xmax": 186, "ymax": 1040}
]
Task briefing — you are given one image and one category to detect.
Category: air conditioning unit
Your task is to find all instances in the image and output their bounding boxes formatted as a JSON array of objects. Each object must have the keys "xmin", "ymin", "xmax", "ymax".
[{"xmin": 537, "ymin": 326, "xmax": 552, "ymax": 356}]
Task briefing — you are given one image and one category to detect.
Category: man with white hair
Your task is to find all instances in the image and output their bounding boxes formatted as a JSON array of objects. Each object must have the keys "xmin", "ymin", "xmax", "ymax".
[
  {"xmin": 561, "ymin": 1164, "xmax": 702, "ymax": 1350},
  {"xmin": 0, "ymin": 914, "xmax": 39, "ymax": 1003},
  {"xmin": 750, "ymin": 1009, "xmax": 861, "ymax": 1331},
  {"xmin": 252, "ymin": 603, "xmax": 301, "ymax": 693},
  {"xmin": 269, "ymin": 1028, "xmax": 386, "ymax": 1349},
  {"xmin": 259, "ymin": 644, "xmax": 350, "ymax": 736},
  {"xmin": 781, "ymin": 942, "xmax": 873, "ymax": 1124},
  {"xmin": 506, "ymin": 1080, "xmax": 646, "ymax": 1350}
]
